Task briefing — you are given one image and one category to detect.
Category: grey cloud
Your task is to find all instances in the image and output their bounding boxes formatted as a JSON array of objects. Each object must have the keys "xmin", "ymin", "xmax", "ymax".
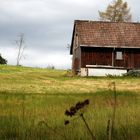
[{"xmin": 0, "ymin": 0, "xmax": 140, "ymax": 68}]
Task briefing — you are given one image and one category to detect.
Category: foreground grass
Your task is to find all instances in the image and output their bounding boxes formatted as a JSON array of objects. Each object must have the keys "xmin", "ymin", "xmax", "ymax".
[{"xmin": 0, "ymin": 65, "xmax": 140, "ymax": 140}]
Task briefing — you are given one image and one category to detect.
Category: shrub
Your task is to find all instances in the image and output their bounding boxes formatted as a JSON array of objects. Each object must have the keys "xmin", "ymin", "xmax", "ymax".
[
  {"xmin": 123, "ymin": 70, "xmax": 140, "ymax": 77},
  {"xmin": 0, "ymin": 54, "xmax": 7, "ymax": 64}
]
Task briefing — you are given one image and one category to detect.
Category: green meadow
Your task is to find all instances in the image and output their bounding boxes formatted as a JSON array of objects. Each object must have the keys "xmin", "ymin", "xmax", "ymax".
[{"xmin": 0, "ymin": 65, "xmax": 140, "ymax": 140}]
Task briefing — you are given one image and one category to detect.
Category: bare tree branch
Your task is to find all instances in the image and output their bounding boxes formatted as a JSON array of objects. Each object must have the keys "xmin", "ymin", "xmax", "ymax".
[{"xmin": 16, "ymin": 33, "xmax": 26, "ymax": 66}]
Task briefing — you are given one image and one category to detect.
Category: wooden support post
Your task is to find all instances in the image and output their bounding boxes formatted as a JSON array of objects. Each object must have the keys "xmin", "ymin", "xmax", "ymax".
[{"xmin": 112, "ymin": 48, "xmax": 115, "ymax": 66}]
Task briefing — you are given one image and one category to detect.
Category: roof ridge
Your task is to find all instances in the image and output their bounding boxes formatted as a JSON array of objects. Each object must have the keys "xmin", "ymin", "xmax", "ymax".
[{"xmin": 74, "ymin": 20, "xmax": 140, "ymax": 24}]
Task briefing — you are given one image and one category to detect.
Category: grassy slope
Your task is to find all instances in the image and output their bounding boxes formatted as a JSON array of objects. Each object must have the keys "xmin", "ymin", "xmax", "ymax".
[
  {"xmin": 0, "ymin": 65, "xmax": 140, "ymax": 140},
  {"xmin": 0, "ymin": 65, "xmax": 140, "ymax": 94}
]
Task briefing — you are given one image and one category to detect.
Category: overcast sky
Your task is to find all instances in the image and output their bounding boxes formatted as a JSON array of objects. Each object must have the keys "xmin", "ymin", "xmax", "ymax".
[{"xmin": 0, "ymin": 0, "xmax": 140, "ymax": 69}]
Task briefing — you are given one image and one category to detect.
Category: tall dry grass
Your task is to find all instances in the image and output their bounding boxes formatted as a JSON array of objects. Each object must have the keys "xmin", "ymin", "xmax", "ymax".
[{"xmin": 0, "ymin": 65, "xmax": 139, "ymax": 140}]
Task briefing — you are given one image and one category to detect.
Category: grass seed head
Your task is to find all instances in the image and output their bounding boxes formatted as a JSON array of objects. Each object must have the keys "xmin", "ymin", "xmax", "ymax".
[
  {"xmin": 65, "ymin": 99, "xmax": 90, "ymax": 117},
  {"xmin": 64, "ymin": 120, "xmax": 70, "ymax": 125}
]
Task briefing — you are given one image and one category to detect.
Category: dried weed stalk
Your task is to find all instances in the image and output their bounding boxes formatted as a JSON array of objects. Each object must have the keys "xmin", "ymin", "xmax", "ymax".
[{"xmin": 64, "ymin": 99, "xmax": 96, "ymax": 140}]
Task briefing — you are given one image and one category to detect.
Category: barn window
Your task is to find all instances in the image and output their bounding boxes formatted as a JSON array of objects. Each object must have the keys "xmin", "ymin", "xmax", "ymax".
[{"xmin": 116, "ymin": 51, "xmax": 123, "ymax": 60}]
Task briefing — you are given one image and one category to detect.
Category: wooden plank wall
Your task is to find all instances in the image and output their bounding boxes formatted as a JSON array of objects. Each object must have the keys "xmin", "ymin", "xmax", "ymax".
[
  {"xmin": 81, "ymin": 47, "xmax": 112, "ymax": 67},
  {"xmin": 81, "ymin": 47, "xmax": 140, "ymax": 69}
]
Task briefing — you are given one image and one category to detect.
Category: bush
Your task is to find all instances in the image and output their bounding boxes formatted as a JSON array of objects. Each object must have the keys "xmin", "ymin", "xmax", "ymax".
[
  {"xmin": 123, "ymin": 70, "xmax": 140, "ymax": 77},
  {"xmin": 0, "ymin": 54, "xmax": 7, "ymax": 64}
]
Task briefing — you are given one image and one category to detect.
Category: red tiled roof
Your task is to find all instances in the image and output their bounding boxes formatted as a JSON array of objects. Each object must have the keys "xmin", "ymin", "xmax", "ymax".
[{"xmin": 70, "ymin": 20, "xmax": 140, "ymax": 54}]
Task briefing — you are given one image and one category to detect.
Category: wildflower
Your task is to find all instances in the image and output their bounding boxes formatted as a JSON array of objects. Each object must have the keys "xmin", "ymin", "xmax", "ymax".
[
  {"xmin": 70, "ymin": 106, "xmax": 76, "ymax": 115},
  {"xmin": 65, "ymin": 99, "xmax": 90, "ymax": 117},
  {"xmin": 64, "ymin": 120, "xmax": 70, "ymax": 125},
  {"xmin": 84, "ymin": 99, "xmax": 89, "ymax": 105},
  {"xmin": 65, "ymin": 110, "xmax": 71, "ymax": 116},
  {"xmin": 75, "ymin": 102, "xmax": 83, "ymax": 110}
]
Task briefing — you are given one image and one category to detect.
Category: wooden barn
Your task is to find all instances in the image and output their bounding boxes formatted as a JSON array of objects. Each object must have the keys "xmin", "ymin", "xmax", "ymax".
[{"xmin": 70, "ymin": 20, "xmax": 140, "ymax": 76}]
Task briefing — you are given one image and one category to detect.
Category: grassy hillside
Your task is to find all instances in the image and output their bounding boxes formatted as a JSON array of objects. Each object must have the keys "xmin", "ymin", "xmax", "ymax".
[
  {"xmin": 0, "ymin": 65, "xmax": 140, "ymax": 94},
  {"xmin": 0, "ymin": 65, "xmax": 140, "ymax": 140}
]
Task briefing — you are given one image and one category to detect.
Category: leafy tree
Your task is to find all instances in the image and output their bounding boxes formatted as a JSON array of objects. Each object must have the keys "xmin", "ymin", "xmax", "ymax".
[
  {"xmin": 99, "ymin": 0, "xmax": 132, "ymax": 22},
  {"xmin": 0, "ymin": 54, "xmax": 7, "ymax": 64}
]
